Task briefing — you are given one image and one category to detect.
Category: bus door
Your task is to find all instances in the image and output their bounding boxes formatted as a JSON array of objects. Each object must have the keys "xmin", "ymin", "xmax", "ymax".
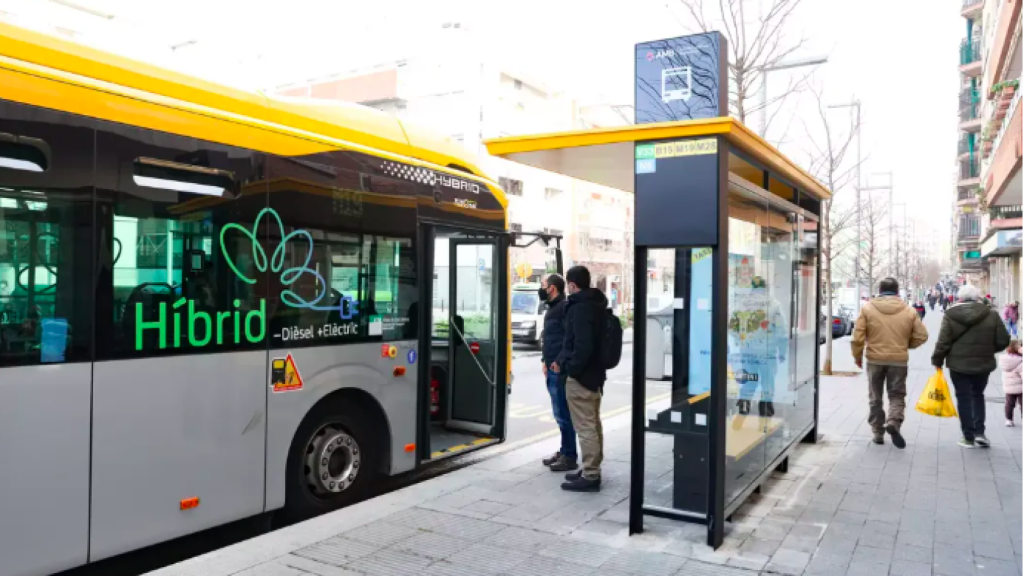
[
  {"xmin": 447, "ymin": 237, "xmax": 500, "ymax": 430},
  {"xmin": 421, "ymin": 227, "xmax": 507, "ymax": 461}
]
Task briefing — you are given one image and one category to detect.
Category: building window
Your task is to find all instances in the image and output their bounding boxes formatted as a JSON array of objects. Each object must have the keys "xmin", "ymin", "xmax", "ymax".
[
  {"xmin": 499, "ymin": 177, "xmax": 523, "ymax": 196},
  {"xmin": 544, "ymin": 187, "xmax": 563, "ymax": 200},
  {"xmin": 959, "ymin": 214, "xmax": 981, "ymax": 238}
]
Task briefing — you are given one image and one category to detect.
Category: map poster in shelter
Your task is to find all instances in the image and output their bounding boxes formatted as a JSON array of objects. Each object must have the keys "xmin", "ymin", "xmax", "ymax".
[{"xmin": 688, "ymin": 248, "xmax": 714, "ymax": 396}]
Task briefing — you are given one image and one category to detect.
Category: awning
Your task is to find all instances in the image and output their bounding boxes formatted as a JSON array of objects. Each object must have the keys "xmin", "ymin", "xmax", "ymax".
[
  {"xmin": 484, "ymin": 117, "xmax": 830, "ymax": 200},
  {"xmin": 959, "ymin": 257, "xmax": 989, "ymax": 271},
  {"xmin": 981, "ymin": 228, "xmax": 1023, "ymax": 257}
]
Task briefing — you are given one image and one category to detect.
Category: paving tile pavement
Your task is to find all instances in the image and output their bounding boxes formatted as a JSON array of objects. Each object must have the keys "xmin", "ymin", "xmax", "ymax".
[{"xmin": 152, "ymin": 311, "xmax": 1022, "ymax": 576}]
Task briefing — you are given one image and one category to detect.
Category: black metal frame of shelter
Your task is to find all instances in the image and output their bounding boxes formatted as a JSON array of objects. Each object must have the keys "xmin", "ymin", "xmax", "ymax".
[{"xmin": 627, "ymin": 139, "xmax": 823, "ymax": 548}]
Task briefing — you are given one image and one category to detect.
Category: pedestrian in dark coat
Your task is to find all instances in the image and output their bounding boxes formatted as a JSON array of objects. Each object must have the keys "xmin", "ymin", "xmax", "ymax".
[{"xmin": 932, "ymin": 285, "xmax": 1012, "ymax": 449}]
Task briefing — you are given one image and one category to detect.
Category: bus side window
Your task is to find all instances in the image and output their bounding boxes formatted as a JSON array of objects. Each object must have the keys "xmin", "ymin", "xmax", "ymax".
[
  {"xmin": 0, "ymin": 101, "xmax": 94, "ymax": 367},
  {"xmin": 93, "ymin": 122, "xmax": 268, "ymax": 360},
  {"xmin": 266, "ymin": 154, "xmax": 418, "ymax": 349}
]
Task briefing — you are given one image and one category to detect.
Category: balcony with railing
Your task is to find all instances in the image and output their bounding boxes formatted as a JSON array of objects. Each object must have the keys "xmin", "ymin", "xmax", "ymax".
[
  {"xmin": 957, "ymin": 134, "xmax": 977, "ymax": 157},
  {"xmin": 989, "ymin": 81, "xmax": 1020, "ymax": 153},
  {"xmin": 959, "ymin": 159, "xmax": 981, "ymax": 185},
  {"xmin": 958, "ymin": 230, "xmax": 982, "ymax": 245},
  {"xmin": 990, "ymin": 204, "xmax": 1023, "ymax": 221},
  {"xmin": 957, "ymin": 187, "xmax": 980, "ymax": 204},
  {"xmin": 960, "ymin": 39, "xmax": 982, "ymax": 74},
  {"xmin": 959, "ymin": 88, "xmax": 982, "ymax": 130},
  {"xmin": 985, "ymin": 82, "xmax": 1022, "ymax": 206},
  {"xmin": 962, "ymin": 0, "xmax": 984, "ymax": 18}
]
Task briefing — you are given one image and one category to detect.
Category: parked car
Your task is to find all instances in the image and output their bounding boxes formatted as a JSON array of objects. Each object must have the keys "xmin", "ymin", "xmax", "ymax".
[
  {"xmin": 511, "ymin": 283, "xmax": 546, "ymax": 346},
  {"xmin": 823, "ymin": 306, "xmax": 851, "ymax": 339},
  {"xmin": 838, "ymin": 305, "xmax": 856, "ymax": 336}
]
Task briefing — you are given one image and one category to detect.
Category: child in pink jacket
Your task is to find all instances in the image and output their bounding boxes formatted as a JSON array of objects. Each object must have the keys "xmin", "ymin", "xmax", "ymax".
[{"xmin": 1001, "ymin": 340, "xmax": 1022, "ymax": 426}]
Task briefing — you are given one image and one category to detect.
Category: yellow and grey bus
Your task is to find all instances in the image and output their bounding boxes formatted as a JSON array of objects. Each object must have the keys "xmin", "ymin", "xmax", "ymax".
[{"xmin": 0, "ymin": 23, "xmax": 513, "ymax": 576}]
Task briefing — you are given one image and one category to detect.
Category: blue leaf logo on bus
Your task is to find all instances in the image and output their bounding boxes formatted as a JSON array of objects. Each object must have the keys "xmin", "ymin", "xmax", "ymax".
[
  {"xmin": 219, "ymin": 207, "xmax": 360, "ymax": 320},
  {"xmin": 132, "ymin": 208, "xmax": 359, "ymax": 351}
]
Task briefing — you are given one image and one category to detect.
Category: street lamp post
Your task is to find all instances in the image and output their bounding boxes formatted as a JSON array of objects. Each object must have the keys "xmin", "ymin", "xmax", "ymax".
[
  {"xmin": 828, "ymin": 100, "xmax": 861, "ymax": 313},
  {"xmin": 759, "ymin": 56, "xmax": 829, "ymax": 137}
]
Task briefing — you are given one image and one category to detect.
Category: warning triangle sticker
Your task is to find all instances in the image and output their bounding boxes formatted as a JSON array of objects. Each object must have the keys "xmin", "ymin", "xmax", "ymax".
[{"xmin": 272, "ymin": 353, "xmax": 304, "ymax": 393}]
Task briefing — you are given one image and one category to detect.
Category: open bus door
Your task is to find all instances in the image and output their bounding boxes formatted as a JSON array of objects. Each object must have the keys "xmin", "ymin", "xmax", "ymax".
[
  {"xmin": 417, "ymin": 226, "xmax": 509, "ymax": 463},
  {"xmin": 415, "ymin": 229, "xmax": 564, "ymax": 464}
]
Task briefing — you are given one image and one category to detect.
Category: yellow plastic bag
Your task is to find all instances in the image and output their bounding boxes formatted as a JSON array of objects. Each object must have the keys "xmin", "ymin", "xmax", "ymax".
[{"xmin": 916, "ymin": 369, "xmax": 958, "ymax": 418}]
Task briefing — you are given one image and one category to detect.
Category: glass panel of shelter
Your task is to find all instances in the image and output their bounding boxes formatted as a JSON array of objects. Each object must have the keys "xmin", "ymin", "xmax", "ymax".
[{"xmin": 638, "ymin": 184, "xmax": 821, "ymax": 517}]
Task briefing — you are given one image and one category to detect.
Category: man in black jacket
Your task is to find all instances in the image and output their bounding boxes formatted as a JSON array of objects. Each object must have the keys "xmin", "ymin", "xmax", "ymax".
[
  {"xmin": 538, "ymin": 274, "xmax": 577, "ymax": 472},
  {"xmin": 552, "ymin": 265, "xmax": 607, "ymax": 492}
]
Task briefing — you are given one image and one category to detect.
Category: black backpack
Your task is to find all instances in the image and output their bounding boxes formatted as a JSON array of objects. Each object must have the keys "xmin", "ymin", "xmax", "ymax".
[{"xmin": 601, "ymin": 308, "xmax": 624, "ymax": 369}]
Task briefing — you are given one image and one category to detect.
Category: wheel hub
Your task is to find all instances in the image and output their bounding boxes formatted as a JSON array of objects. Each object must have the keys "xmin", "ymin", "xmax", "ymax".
[{"xmin": 304, "ymin": 425, "xmax": 360, "ymax": 496}]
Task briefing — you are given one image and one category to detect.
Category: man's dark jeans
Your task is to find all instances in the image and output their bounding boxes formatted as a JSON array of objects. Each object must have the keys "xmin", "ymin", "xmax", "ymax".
[
  {"xmin": 546, "ymin": 370, "xmax": 577, "ymax": 459},
  {"xmin": 949, "ymin": 370, "xmax": 989, "ymax": 440}
]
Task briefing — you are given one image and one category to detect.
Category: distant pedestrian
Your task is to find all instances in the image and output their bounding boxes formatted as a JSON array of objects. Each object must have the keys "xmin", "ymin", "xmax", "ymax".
[
  {"xmin": 551, "ymin": 265, "xmax": 607, "ymax": 492},
  {"xmin": 932, "ymin": 285, "xmax": 1011, "ymax": 448},
  {"xmin": 913, "ymin": 302, "xmax": 926, "ymax": 319},
  {"xmin": 1001, "ymin": 340, "xmax": 1022, "ymax": 427},
  {"xmin": 538, "ymin": 273, "xmax": 577, "ymax": 472},
  {"xmin": 1003, "ymin": 302, "xmax": 1019, "ymax": 338},
  {"xmin": 852, "ymin": 278, "xmax": 929, "ymax": 449}
]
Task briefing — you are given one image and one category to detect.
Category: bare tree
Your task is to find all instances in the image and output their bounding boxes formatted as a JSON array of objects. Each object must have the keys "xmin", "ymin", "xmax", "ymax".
[
  {"xmin": 836, "ymin": 198, "xmax": 888, "ymax": 299},
  {"xmin": 803, "ymin": 85, "xmax": 860, "ymax": 374},
  {"xmin": 678, "ymin": 0, "xmax": 809, "ymax": 126}
]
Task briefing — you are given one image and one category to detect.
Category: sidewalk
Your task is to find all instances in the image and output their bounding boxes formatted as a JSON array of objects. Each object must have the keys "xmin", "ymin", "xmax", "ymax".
[{"xmin": 151, "ymin": 312, "xmax": 1022, "ymax": 576}]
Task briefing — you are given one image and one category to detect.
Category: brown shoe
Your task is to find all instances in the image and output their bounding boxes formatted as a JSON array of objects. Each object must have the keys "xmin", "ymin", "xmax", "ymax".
[
  {"xmin": 548, "ymin": 454, "xmax": 578, "ymax": 472},
  {"xmin": 542, "ymin": 451, "xmax": 561, "ymax": 466},
  {"xmin": 872, "ymin": 433, "xmax": 884, "ymax": 445}
]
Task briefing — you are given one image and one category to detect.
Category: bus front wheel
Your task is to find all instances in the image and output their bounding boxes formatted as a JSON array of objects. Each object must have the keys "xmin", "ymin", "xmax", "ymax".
[{"xmin": 282, "ymin": 404, "xmax": 377, "ymax": 522}]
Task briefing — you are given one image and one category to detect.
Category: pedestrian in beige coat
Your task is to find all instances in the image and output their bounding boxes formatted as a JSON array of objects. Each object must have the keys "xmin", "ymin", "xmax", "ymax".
[{"xmin": 851, "ymin": 278, "xmax": 929, "ymax": 449}]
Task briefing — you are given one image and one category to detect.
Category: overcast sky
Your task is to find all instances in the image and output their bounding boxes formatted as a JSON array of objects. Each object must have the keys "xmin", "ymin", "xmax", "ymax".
[{"xmin": 3, "ymin": 0, "xmax": 960, "ymax": 261}]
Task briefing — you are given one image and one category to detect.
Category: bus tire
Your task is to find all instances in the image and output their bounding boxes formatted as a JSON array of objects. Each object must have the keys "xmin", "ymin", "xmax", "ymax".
[{"xmin": 281, "ymin": 402, "xmax": 377, "ymax": 523}]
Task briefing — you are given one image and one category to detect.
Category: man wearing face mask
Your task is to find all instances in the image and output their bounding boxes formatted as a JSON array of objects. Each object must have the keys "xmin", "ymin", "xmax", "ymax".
[
  {"xmin": 538, "ymin": 274, "xmax": 577, "ymax": 472},
  {"xmin": 552, "ymin": 265, "xmax": 608, "ymax": 492}
]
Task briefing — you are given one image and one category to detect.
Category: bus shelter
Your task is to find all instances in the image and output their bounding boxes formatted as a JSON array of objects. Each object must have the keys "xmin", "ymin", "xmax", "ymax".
[{"xmin": 485, "ymin": 117, "xmax": 829, "ymax": 547}]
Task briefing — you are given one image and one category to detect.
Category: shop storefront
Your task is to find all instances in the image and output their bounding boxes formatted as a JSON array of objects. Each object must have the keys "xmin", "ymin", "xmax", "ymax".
[{"xmin": 982, "ymin": 229, "xmax": 1022, "ymax": 305}]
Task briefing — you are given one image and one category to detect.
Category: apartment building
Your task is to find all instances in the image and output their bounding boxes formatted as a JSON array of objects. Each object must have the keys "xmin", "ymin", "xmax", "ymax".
[
  {"xmin": 955, "ymin": 0, "xmax": 988, "ymax": 286},
  {"xmin": 272, "ymin": 22, "xmax": 637, "ymax": 306},
  {"xmin": 955, "ymin": 0, "xmax": 1021, "ymax": 302},
  {"xmin": 978, "ymin": 0, "xmax": 1022, "ymax": 305}
]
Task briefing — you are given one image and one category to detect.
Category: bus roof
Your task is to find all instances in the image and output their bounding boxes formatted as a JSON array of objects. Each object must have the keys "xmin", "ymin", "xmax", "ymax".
[{"xmin": 0, "ymin": 22, "xmax": 505, "ymax": 206}]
